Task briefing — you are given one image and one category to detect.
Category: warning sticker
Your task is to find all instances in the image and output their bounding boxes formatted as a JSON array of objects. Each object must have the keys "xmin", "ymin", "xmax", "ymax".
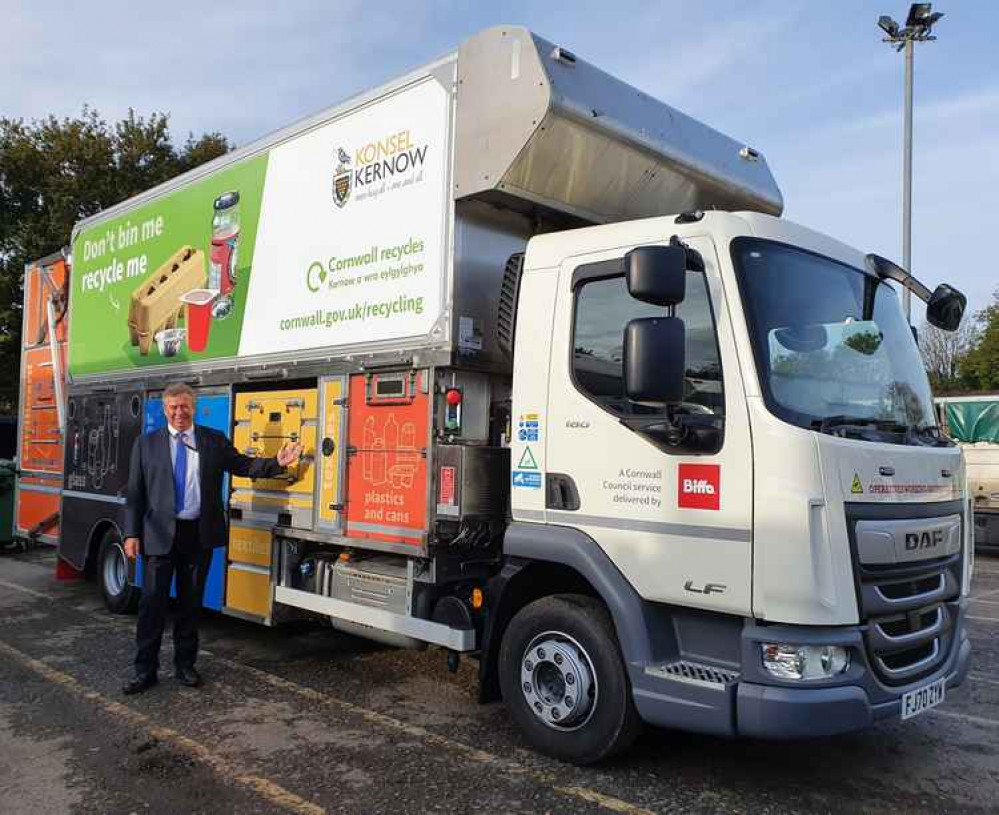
[
  {"xmin": 518, "ymin": 447, "xmax": 539, "ymax": 470},
  {"xmin": 851, "ymin": 473, "xmax": 864, "ymax": 494},
  {"xmin": 512, "ymin": 470, "xmax": 542, "ymax": 489},
  {"xmin": 440, "ymin": 466, "xmax": 456, "ymax": 505},
  {"xmin": 518, "ymin": 413, "xmax": 541, "ymax": 443}
]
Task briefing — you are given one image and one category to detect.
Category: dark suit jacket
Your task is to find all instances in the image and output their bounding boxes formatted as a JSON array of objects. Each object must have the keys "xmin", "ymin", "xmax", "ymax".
[{"xmin": 124, "ymin": 425, "xmax": 285, "ymax": 555}]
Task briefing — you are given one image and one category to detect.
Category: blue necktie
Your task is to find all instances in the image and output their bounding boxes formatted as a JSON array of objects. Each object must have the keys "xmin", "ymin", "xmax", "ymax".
[{"xmin": 174, "ymin": 433, "xmax": 188, "ymax": 516}]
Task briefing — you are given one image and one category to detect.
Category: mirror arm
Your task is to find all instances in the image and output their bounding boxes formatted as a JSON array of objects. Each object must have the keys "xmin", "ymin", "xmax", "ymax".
[
  {"xmin": 621, "ymin": 411, "xmax": 725, "ymax": 454},
  {"xmin": 865, "ymin": 253, "xmax": 933, "ymax": 303},
  {"xmin": 670, "ymin": 234, "xmax": 705, "ymax": 272}
]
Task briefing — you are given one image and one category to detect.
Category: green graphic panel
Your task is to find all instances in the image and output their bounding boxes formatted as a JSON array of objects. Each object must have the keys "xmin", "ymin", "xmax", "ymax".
[{"xmin": 69, "ymin": 154, "xmax": 268, "ymax": 376}]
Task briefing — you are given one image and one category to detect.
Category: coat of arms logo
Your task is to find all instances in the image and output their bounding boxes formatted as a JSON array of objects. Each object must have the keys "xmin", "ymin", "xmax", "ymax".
[{"xmin": 333, "ymin": 147, "xmax": 352, "ymax": 208}]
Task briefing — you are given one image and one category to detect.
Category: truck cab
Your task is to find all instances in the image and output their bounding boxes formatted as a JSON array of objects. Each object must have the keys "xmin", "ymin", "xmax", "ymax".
[{"xmin": 492, "ymin": 209, "xmax": 971, "ymax": 761}]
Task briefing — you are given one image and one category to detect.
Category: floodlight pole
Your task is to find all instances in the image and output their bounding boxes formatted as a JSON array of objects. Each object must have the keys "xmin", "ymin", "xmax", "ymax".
[{"xmin": 902, "ymin": 37, "xmax": 914, "ymax": 322}]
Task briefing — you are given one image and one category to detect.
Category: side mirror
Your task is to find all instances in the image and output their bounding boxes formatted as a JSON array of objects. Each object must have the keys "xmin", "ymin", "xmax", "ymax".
[
  {"xmin": 625, "ymin": 246, "xmax": 686, "ymax": 307},
  {"xmin": 623, "ymin": 316, "xmax": 685, "ymax": 405},
  {"xmin": 926, "ymin": 284, "xmax": 966, "ymax": 332}
]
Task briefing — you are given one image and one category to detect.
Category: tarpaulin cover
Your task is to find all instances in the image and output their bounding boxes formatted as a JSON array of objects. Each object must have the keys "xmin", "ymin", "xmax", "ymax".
[{"xmin": 946, "ymin": 401, "xmax": 999, "ymax": 443}]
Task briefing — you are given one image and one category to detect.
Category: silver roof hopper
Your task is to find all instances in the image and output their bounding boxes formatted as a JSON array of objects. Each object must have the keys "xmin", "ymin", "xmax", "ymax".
[{"xmin": 454, "ymin": 26, "xmax": 783, "ymax": 223}]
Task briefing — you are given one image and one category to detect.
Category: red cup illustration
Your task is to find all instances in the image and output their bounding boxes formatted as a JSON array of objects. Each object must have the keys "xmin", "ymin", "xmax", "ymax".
[{"xmin": 180, "ymin": 289, "xmax": 218, "ymax": 353}]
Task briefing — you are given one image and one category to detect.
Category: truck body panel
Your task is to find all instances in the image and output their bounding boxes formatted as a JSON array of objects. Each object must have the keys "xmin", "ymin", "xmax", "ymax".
[{"xmin": 14, "ymin": 254, "xmax": 69, "ymax": 546}]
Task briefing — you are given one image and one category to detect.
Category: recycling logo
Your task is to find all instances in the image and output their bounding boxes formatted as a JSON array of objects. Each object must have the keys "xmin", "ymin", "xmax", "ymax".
[{"xmin": 306, "ymin": 261, "xmax": 327, "ymax": 293}]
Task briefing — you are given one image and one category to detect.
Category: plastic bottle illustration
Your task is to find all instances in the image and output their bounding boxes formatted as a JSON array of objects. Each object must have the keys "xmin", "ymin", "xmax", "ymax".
[
  {"xmin": 384, "ymin": 414, "xmax": 399, "ymax": 485},
  {"xmin": 397, "ymin": 422, "xmax": 418, "ymax": 488},
  {"xmin": 362, "ymin": 415, "xmax": 377, "ymax": 483},
  {"xmin": 209, "ymin": 191, "xmax": 240, "ymax": 319}
]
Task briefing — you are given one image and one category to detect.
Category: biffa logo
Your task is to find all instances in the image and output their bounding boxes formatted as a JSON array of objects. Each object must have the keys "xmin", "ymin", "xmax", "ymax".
[{"xmin": 678, "ymin": 464, "xmax": 721, "ymax": 510}]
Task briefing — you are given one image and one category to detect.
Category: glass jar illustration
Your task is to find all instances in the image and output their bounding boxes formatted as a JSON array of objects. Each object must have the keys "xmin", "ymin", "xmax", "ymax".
[{"xmin": 209, "ymin": 191, "xmax": 240, "ymax": 319}]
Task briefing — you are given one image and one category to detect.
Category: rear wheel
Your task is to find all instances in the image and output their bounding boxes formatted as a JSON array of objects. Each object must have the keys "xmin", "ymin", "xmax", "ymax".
[
  {"xmin": 498, "ymin": 594, "xmax": 641, "ymax": 764},
  {"xmin": 98, "ymin": 529, "xmax": 139, "ymax": 614}
]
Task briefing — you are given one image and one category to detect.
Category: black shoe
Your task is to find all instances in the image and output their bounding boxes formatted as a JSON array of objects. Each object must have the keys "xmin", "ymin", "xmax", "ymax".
[
  {"xmin": 122, "ymin": 673, "xmax": 158, "ymax": 695},
  {"xmin": 174, "ymin": 666, "xmax": 202, "ymax": 688}
]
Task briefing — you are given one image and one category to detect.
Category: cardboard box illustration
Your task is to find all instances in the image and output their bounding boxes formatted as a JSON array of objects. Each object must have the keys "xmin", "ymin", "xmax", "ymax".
[{"xmin": 127, "ymin": 246, "xmax": 207, "ymax": 355}]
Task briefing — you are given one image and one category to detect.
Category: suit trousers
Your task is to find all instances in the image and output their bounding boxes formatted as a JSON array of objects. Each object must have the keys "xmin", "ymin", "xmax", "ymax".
[{"xmin": 134, "ymin": 519, "xmax": 212, "ymax": 676}]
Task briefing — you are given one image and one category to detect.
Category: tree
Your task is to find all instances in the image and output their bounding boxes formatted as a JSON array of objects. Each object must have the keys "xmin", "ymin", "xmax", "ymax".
[
  {"xmin": 960, "ymin": 289, "xmax": 999, "ymax": 391},
  {"xmin": 919, "ymin": 316, "xmax": 977, "ymax": 393},
  {"xmin": 0, "ymin": 108, "xmax": 230, "ymax": 411}
]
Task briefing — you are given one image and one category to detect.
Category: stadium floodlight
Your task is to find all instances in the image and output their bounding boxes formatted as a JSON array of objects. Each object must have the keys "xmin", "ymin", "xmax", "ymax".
[{"xmin": 876, "ymin": 4, "xmax": 944, "ymax": 322}]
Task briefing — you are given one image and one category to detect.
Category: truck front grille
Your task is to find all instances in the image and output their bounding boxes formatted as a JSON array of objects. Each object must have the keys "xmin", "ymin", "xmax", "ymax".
[{"xmin": 846, "ymin": 501, "xmax": 965, "ymax": 687}]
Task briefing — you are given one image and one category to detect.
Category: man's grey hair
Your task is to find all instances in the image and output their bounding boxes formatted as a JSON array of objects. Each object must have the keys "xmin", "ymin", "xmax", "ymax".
[{"xmin": 163, "ymin": 382, "xmax": 196, "ymax": 401}]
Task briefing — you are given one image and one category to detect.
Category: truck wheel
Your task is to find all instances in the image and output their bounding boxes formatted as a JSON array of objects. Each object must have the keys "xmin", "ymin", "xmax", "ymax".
[
  {"xmin": 498, "ymin": 594, "xmax": 641, "ymax": 765},
  {"xmin": 98, "ymin": 529, "xmax": 139, "ymax": 614}
]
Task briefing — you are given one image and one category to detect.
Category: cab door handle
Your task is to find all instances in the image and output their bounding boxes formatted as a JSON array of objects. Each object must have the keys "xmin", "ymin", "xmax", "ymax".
[{"xmin": 546, "ymin": 473, "xmax": 580, "ymax": 511}]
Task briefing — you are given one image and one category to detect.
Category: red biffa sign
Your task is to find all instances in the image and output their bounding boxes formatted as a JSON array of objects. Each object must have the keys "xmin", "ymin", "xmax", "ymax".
[{"xmin": 677, "ymin": 464, "xmax": 720, "ymax": 510}]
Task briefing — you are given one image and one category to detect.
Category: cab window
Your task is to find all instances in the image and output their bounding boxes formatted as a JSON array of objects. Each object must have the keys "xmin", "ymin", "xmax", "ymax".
[{"xmin": 572, "ymin": 271, "xmax": 724, "ymax": 417}]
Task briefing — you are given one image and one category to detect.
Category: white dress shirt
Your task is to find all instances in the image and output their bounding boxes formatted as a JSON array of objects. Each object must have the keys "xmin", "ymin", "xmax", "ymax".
[{"xmin": 168, "ymin": 424, "xmax": 201, "ymax": 519}]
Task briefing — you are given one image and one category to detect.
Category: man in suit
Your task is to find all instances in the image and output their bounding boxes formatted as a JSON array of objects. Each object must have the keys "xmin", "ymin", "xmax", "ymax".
[{"xmin": 122, "ymin": 382, "xmax": 302, "ymax": 694}]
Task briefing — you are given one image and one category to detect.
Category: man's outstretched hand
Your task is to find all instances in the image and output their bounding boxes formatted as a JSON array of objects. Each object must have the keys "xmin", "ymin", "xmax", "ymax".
[
  {"xmin": 277, "ymin": 442, "xmax": 304, "ymax": 468},
  {"xmin": 124, "ymin": 537, "xmax": 140, "ymax": 559}
]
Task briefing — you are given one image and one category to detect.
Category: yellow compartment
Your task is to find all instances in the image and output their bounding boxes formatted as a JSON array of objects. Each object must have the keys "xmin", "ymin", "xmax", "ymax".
[
  {"xmin": 225, "ymin": 566, "xmax": 272, "ymax": 618},
  {"xmin": 233, "ymin": 388, "xmax": 317, "ymax": 493},
  {"xmin": 230, "ymin": 491, "xmax": 313, "ymax": 512},
  {"xmin": 228, "ymin": 524, "xmax": 272, "ymax": 567}
]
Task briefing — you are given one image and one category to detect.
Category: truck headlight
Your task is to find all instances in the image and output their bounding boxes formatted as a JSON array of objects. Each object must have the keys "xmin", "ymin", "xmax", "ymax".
[{"xmin": 761, "ymin": 643, "xmax": 850, "ymax": 680}]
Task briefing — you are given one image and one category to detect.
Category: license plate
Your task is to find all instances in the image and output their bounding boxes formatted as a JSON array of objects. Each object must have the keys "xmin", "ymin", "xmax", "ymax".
[{"xmin": 901, "ymin": 677, "xmax": 946, "ymax": 720}]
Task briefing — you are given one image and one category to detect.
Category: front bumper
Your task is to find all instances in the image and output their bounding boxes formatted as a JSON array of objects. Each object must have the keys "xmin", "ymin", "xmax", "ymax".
[
  {"xmin": 736, "ymin": 632, "xmax": 971, "ymax": 739},
  {"xmin": 631, "ymin": 607, "xmax": 971, "ymax": 740}
]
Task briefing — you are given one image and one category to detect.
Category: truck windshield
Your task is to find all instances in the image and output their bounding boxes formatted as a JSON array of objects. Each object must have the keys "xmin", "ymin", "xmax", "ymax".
[{"xmin": 732, "ymin": 238, "xmax": 942, "ymax": 444}]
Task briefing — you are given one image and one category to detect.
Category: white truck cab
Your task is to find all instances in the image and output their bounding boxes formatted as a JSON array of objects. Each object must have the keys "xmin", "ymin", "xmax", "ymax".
[{"xmin": 495, "ymin": 209, "xmax": 971, "ymax": 759}]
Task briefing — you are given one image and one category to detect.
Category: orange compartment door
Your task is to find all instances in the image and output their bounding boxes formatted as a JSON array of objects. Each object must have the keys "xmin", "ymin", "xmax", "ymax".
[
  {"xmin": 15, "ymin": 476, "xmax": 61, "ymax": 542},
  {"xmin": 20, "ymin": 346, "xmax": 64, "ymax": 474},
  {"xmin": 345, "ymin": 372, "xmax": 429, "ymax": 547}
]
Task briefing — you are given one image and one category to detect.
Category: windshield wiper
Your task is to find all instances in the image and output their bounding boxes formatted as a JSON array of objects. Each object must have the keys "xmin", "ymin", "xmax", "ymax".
[
  {"xmin": 812, "ymin": 416, "xmax": 949, "ymax": 445},
  {"xmin": 811, "ymin": 415, "xmax": 886, "ymax": 434}
]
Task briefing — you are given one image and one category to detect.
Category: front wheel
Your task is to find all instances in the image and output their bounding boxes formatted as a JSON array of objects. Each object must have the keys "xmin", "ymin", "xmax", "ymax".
[
  {"xmin": 498, "ymin": 594, "xmax": 641, "ymax": 765},
  {"xmin": 98, "ymin": 529, "xmax": 139, "ymax": 614}
]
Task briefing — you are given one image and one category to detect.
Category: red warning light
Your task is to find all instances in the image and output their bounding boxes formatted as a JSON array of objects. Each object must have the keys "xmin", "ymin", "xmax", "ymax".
[{"xmin": 446, "ymin": 388, "xmax": 462, "ymax": 406}]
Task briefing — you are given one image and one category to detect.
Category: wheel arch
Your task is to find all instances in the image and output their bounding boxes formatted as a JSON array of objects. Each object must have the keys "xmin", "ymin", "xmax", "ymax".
[
  {"xmin": 479, "ymin": 522, "xmax": 653, "ymax": 702},
  {"xmin": 85, "ymin": 518, "xmax": 127, "ymax": 581}
]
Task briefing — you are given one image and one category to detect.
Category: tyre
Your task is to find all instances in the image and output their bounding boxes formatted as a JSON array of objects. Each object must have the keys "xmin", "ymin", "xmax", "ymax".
[
  {"xmin": 498, "ymin": 594, "xmax": 641, "ymax": 765},
  {"xmin": 98, "ymin": 529, "xmax": 139, "ymax": 614}
]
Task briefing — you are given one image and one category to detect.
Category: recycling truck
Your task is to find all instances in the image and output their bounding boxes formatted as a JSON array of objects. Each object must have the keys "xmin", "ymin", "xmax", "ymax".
[{"xmin": 23, "ymin": 26, "xmax": 973, "ymax": 763}]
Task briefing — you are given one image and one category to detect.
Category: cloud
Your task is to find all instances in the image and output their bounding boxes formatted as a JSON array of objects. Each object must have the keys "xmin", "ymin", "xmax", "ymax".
[
  {"xmin": 609, "ymin": 3, "xmax": 803, "ymax": 107},
  {"xmin": 799, "ymin": 85, "xmax": 999, "ymax": 142}
]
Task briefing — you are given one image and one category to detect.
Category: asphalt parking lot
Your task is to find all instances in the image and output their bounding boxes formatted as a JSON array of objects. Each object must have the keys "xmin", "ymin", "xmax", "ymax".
[{"xmin": 0, "ymin": 548, "xmax": 997, "ymax": 815}]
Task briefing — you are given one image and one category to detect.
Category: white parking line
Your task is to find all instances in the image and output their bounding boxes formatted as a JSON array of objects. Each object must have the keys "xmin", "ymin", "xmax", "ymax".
[
  {"xmin": 0, "ymin": 639, "xmax": 326, "ymax": 815},
  {"xmin": 0, "ymin": 575, "xmax": 655, "ymax": 815},
  {"xmin": 967, "ymin": 614, "xmax": 999, "ymax": 623},
  {"xmin": 970, "ymin": 673, "xmax": 999, "ymax": 688},
  {"xmin": 971, "ymin": 588, "xmax": 999, "ymax": 601},
  {"xmin": 930, "ymin": 709, "xmax": 999, "ymax": 728},
  {"xmin": 970, "ymin": 597, "xmax": 999, "ymax": 606}
]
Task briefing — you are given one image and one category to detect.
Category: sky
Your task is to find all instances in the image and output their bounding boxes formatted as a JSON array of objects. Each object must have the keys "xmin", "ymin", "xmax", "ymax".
[{"xmin": 3, "ymin": 0, "xmax": 997, "ymax": 320}]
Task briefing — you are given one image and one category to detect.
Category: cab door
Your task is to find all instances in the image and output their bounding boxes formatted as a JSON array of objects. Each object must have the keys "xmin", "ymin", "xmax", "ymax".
[{"xmin": 541, "ymin": 237, "xmax": 754, "ymax": 615}]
